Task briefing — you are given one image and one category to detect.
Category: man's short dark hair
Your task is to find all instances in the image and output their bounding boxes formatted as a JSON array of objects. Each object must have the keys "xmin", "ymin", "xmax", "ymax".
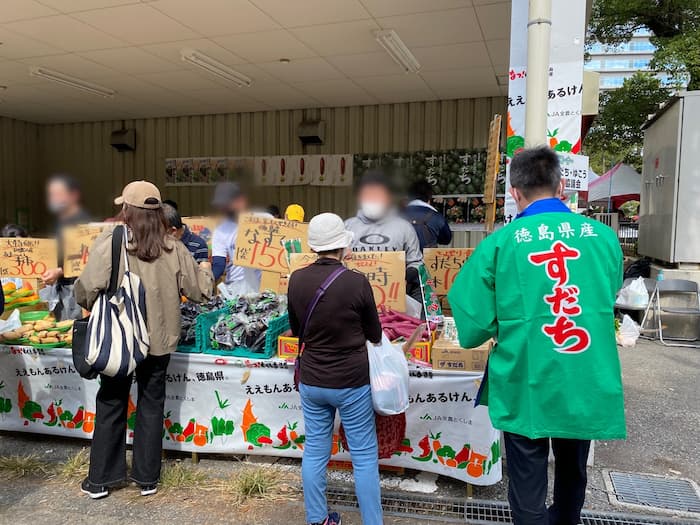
[
  {"xmin": 1, "ymin": 223, "xmax": 28, "ymax": 237},
  {"xmin": 162, "ymin": 203, "xmax": 183, "ymax": 229},
  {"xmin": 409, "ymin": 180, "xmax": 433, "ymax": 202},
  {"xmin": 48, "ymin": 173, "xmax": 82, "ymax": 194},
  {"xmin": 356, "ymin": 170, "xmax": 394, "ymax": 194},
  {"xmin": 163, "ymin": 199, "xmax": 178, "ymax": 210},
  {"xmin": 509, "ymin": 147, "xmax": 562, "ymax": 198}
]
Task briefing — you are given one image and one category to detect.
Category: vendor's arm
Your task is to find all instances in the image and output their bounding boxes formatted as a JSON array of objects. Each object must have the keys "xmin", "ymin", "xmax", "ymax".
[
  {"xmin": 360, "ymin": 277, "xmax": 382, "ymax": 344},
  {"xmin": 176, "ymin": 242, "xmax": 214, "ymax": 303},
  {"xmin": 73, "ymin": 230, "xmax": 112, "ymax": 310},
  {"xmin": 211, "ymin": 228, "xmax": 227, "ymax": 281},
  {"xmin": 447, "ymin": 236, "xmax": 497, "ymax": 348},
  {"xmin": 41, "ymin": 267, "xmax": 64, "ymax": 285}
]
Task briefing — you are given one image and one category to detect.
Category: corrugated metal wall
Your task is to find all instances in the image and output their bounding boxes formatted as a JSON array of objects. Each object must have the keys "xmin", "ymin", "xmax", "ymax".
[
  {"xmin": 0, "ymin": 117, "xmax": 40, "ymax": 231},
  {"xmin": 32, "ymin": 96, "xmax": 504, "ymax": 227}
]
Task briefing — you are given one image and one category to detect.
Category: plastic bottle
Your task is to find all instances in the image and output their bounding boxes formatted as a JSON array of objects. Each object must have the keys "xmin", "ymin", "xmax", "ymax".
[{"xmin": 656, "ymin": 269, "xmax": 665, "ymax": 282}]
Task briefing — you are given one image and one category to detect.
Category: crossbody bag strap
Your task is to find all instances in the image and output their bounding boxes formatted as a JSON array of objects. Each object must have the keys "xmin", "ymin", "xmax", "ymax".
[
  {"xmin": 107, "ymin": 225, "xmax": 125, "ymax": 297},
  {"xmin": 298, "ymin": 266, "xmax": 346, "ymax": 348}
]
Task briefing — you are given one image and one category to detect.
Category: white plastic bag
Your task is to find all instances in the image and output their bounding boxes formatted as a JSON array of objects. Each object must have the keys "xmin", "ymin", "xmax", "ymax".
[
  {"xmin": 367, "ymin": 334, "xmax": 410, "ymax": 416},
  {"xmin": 617, "ymin": 277, "xmax": 649, "ymax": 308},
  {"xmin": 0, "ymin": 310, "xmax": 21, "ymax": 334},
  {"xmin": 616, "ymin": 314, "xmax": 641, "ymax": 347}
]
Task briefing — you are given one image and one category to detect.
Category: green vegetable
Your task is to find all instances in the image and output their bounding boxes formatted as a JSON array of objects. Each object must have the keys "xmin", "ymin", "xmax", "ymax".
[
  {"xmin": 245, "ymin": 422, "xmax": 271, "ymax": 447},
  {"xmin": 437, "ymin": 445, "xmax": 456, "ymax": 459},
  {"xmin": 507, "ymin": 135, "xmax": 525, "ymax": 157},
  {"xmin": 554, "ymin": 140, "xmax": 573, "ymax": 152}
]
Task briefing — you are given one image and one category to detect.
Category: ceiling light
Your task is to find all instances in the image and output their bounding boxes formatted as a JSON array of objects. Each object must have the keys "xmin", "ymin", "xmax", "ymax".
[
  {"xmin": 29, "ymin": 67, "xmax": 115, "ymax": 98},
  {"xmin": 181, "ymin": 48, "xmax": 252, "ymax": 88},
  {"xmin": 374, "ymin": 29, "xmax": 421, "ymax": 74}
]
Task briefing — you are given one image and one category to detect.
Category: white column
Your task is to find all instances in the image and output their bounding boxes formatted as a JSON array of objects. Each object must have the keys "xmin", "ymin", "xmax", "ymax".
[{"xmin": 524, "ymin": 0, "xmax": 552, "ymax": 147}]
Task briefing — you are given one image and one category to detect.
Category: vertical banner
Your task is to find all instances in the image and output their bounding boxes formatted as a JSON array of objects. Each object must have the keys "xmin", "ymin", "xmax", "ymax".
[
  {"xmin": 335, "ymin": 154, "xmax": 354, "ymax": 186},
  {"xmin": 505, "ymin": 0, "xmax": 587, "ymax": 221},
  {"xmin": 254, "ymin": 157, "xmax": 276, "ymax": 187},
  {"xmin": 310, "ymin": 155, "xmax": 334, "ymax": 186}
]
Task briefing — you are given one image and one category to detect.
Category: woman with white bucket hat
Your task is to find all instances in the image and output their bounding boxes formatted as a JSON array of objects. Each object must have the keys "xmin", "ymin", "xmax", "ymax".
[{"xmin": 287, "ymin": 213, "xmax": 383, "ymax": 525}]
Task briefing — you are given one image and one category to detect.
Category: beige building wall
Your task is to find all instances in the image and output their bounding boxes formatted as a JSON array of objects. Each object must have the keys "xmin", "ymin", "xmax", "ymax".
[
  {"xmin": 34, "ymin": 97, "xmax": 505, "ymax": 225},
  {"xmin": 0, "ymin": 117, "xmax": 41, "ymax": 231}
]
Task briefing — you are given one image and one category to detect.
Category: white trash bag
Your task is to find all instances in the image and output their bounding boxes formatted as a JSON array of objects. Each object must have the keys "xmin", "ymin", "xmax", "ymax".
[
  {"xmin": 617, "ymin": 277, "xmax": 649, "ymax": 308},
  {"xmin": 617, "ymin": 314, "xmax": 641, "ymax": 347},
  {"xmin": 367, "ymin": 334, "xmax": 410, "ymax": 416}
]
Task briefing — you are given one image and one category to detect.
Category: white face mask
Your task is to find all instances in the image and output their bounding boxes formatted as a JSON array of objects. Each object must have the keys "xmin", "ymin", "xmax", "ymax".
[{"xmin": 361, "ymin": 201, "xmax": 387, "ymax": 220}]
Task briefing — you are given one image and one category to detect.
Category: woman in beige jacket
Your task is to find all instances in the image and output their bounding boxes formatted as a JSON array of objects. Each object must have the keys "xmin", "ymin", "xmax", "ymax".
[{"xmin": 74, "ymin": 180, "xmax": 213, "ymax": 500}]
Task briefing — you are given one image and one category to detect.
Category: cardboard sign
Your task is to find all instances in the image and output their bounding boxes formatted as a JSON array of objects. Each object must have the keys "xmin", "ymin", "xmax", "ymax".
[
  {"xmin": 0, "ymin": 238, "xmax": 57, "ymax": 279},
  {"xmin": 288, "ymin": 252, "xmax": 406, "ymax": 311},
  {"xmin": 288, "ymin": 253, "xmax": 318, "ymax": 275},
  {"xmin": 259, "ymin": 271, "xmax": 288, "ymax": 295},
  {"xmin": 423, "ymin": 248, "xmax": 474, "ymax": 295},
  {"xmin": 233, "ymin": 214, "xmax": 308, "ymax": 274},
  {"xmin": 347, "ymin": 252, "xmax": 406, "ymax": 312},
  {"xmin": 62, "ymin": 223, "xmax": 113, "ymax": 278},
  {"xmin": 182, "ymin": 216, "xmax": 219, "ymax": 246}
]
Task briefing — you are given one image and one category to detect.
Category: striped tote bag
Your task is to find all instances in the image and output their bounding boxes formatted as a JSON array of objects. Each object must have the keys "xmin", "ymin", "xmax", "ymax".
[{"xmin": 85, "ymin": 225, "xmax": 149, "ymax": 377}]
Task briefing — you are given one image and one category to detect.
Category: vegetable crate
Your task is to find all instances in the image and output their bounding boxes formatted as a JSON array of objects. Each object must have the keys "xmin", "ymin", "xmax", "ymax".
[{"xmin": 200, "ymin": 308, "xmax": 289, "ymax": 359}]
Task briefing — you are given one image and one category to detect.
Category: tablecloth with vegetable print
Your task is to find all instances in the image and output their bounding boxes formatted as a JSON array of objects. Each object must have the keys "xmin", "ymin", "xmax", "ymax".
[{"xmin": 0, "ymin": 345, "xmax": 501, "ymax": 485}]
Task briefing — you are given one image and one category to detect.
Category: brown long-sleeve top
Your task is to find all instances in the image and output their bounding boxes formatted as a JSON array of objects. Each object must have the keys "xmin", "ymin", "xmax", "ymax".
[{"xmin": 287, "ymin": 257, "xmax": 382, "ymax": 389}]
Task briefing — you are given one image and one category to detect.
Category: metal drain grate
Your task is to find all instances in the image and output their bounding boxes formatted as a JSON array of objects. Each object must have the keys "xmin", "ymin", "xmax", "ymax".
[
  {"xmin": 609, "ymin": 471, "xmax": 700, "ymax": 514},
  {"xmin": 325, "ymin": 485, "xmax": 700, "ymax": 525}
]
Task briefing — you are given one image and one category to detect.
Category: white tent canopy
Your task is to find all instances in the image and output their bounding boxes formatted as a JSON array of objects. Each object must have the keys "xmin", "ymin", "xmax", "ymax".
[{"xmin": 587, "ymin": 163, "xmax": 641, "ymax": 201}]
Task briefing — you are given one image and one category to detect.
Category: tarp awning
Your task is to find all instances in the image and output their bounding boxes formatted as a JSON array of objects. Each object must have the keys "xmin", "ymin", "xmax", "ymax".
[{"xmin": 587, "ymin": 162, "xmax": 641, "ymax": 201}]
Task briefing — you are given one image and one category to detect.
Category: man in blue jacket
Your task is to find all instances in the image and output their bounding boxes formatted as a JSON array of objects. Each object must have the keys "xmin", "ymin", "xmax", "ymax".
[{"xmin": 402, "ymin": 180, "xmax": 452, "ymax": 249}]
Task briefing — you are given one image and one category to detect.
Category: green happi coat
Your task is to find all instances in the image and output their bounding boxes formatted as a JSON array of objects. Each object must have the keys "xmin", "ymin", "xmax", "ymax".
[{"xmin": 448, "ymin": 206, "xmax": 626, "ymax": 440}]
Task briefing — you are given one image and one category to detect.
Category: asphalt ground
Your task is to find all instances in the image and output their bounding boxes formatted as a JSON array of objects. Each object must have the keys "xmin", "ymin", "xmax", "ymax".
[{"xmin": 0, "ymin": 339, "xmax": 697, "ymax": 524}]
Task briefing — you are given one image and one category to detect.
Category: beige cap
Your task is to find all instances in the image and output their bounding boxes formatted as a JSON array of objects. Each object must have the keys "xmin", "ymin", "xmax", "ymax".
[{"xmin": 114, "ymin": 180, "xmax": 162, "ymax": 209}]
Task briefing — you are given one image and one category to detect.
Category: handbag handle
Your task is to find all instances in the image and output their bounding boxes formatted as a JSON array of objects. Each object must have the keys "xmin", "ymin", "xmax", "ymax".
[{"xmin": 107, "ymin": 225, "xmax": 125, "ymax": 297}]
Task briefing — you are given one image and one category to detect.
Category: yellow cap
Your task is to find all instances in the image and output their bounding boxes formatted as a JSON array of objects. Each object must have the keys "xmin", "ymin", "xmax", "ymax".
[{"xmin": 285, "ymin": 204, "xmax": 305, "ymax": 222}]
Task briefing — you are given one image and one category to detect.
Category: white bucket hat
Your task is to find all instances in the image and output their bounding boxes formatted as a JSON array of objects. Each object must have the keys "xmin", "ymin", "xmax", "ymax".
[{"xmin": 307, "ymin": 213, "xmax": 354, "ymax": 252}]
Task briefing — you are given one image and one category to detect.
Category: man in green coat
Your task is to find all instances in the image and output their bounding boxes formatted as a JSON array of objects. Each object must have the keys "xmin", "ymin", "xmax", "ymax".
[{"xmin": 448, "ymin": 147, "xmax": 625, "ymax": 525}]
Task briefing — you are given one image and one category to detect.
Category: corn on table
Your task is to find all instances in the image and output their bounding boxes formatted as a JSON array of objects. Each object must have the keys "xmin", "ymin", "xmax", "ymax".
[{"xmin": 0, "ymin": 344, "xmax": 501, "ymax": 485}]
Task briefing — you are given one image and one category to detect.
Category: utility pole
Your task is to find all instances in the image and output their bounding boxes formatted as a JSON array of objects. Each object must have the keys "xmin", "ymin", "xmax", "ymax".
[{"xmin": 524, "ymin": 0, "xmax": 552, "ymax": 147}]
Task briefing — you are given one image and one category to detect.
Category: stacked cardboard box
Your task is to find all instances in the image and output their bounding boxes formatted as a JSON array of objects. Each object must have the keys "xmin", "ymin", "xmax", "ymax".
[{"xmin": 431, "ymin": 337, "xmax": 492, "ymax": 372}]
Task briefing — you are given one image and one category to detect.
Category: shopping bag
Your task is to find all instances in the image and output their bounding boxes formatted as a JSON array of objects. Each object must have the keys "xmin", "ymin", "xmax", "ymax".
[
  {"xmin": 367, "ymin": 334, "xmax": 409, "ymax": 416},
  {"xmin": 617, "ymin": 277, "xmax": 649, "ymax": 308},
  {"xmin": 616, "ymin": 314, "xmax": 640, "ymax": 347}
]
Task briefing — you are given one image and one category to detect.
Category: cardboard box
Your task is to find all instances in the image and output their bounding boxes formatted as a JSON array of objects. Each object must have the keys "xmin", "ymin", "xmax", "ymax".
[
  {"xmin": 278, "ymin": 336, "xmax": 299, "ymax": 361},
  {"xmin": 431, "ymin": 338, "xmax": 491, "ymax": 372}
]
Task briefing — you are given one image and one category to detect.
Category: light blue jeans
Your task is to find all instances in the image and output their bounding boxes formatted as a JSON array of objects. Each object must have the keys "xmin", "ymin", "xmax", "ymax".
[{"xmin": 299, "ymin": 383, "xmax": 383, "ymax": 525}]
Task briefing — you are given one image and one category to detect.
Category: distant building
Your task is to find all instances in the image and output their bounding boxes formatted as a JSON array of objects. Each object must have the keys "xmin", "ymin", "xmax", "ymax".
[{"xmin": 585, "ymin": 31, "xmax": 676, "ymax": 90}]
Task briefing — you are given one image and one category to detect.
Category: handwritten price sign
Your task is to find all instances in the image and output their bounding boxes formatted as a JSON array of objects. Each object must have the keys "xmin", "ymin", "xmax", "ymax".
[
  {"xmin": 288, "ymin": 252, "xmax": 406, "ymax": 311},
  {"xmin": 288, "ymin": 253, "xmax": 318, "ymax": 275},
  {"xmin": 233, "ymin": 214, "xmax": 308, "ymax": 274},
  {"xmin": 423, "ymin": 248, "xmax": 473, "ymax": 295},
  {"xmin": 348, "ymin": 252, "xmax": 406, "ymax": 312},
  {"xmin": 0, "ymin": 238, "xmax": 57, "ymax": 279},
  {"xmin": 259, "ymin": 271, "xmax": 289, "ymax": 295},
  {"xmin": 182, "ymin": 216, "xmax": 219, "ymax": 246},
  {"xmin": 62, "ymin": 223, "xmax": 113, "ymax": 278}
]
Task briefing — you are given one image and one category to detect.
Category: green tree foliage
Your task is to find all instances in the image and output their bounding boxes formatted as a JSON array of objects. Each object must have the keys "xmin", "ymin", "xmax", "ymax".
[
  {"xmin": 589, "ymin": 0, "xmax": 700, "ymax": 89},
  {"xmin": 584, "ymin": 73, "xmax": 670, "ymax": 172}
]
